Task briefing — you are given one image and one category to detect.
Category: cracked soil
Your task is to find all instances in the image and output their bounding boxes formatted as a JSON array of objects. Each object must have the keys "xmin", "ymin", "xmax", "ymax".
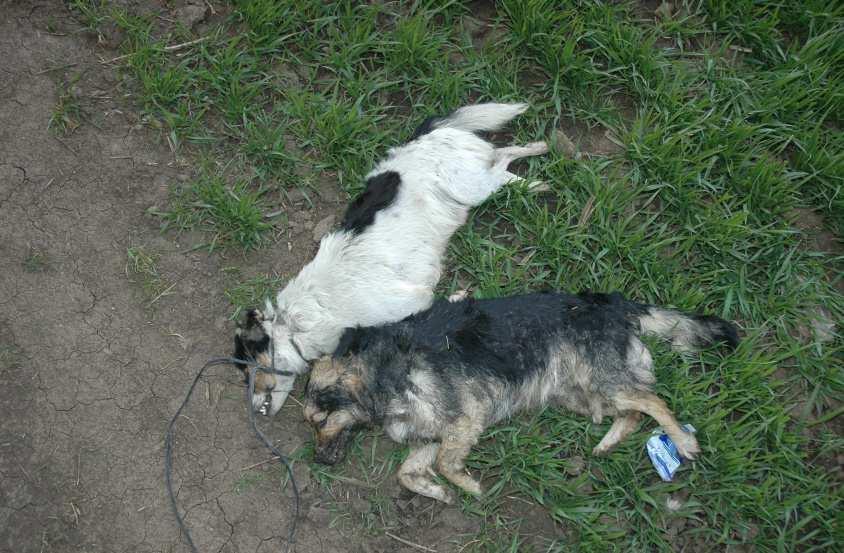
[{"xmin": 0, "ymin": 3, "xmax": 486, "ymax": 552}]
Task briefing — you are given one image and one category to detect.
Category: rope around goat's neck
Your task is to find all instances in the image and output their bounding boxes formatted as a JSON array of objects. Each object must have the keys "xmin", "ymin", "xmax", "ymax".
[{"xmin": 164, "ymin": 357, "xmax": 300, "ymax": 553}]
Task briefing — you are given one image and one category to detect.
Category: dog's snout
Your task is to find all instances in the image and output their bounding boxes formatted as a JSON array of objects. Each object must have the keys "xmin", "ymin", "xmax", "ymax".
[
  {"xmin": 314, "ymin": 447, "xmax": 340, "ymax": 465},
  {"xmin": 313, "ymin": 427, "xmax": 354, "ymax": 465}
]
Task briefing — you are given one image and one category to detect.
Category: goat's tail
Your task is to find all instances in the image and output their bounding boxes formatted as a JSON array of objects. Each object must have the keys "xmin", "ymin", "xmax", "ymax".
[{"xmin": 411, "ymin": 103, "xmax": 529, "ymax": 139}]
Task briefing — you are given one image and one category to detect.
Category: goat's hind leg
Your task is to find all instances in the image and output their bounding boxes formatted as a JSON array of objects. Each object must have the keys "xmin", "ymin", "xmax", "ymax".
[
  {"xmin": 493, "ymin": 142, "xmax": 549, "ymax": 172},
  {"xmin": 494, "ymin": 142, "xmax": 549, "ymax": 190}
]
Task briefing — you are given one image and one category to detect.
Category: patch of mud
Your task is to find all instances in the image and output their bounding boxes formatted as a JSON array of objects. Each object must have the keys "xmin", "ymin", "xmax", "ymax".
[
  {"xmin": 787, "ymin": 207, "xmax": 843, "ymax": 256},
  {"xmin": 0, "ymin": 3, "xmax": 491, "ymax": 553},
  {"xmin": 787, "ymin": 208, "xmax": 843, "ymax": 295},
  {"xmin": 554, "ymin": 120, "xmax": 626, "ymax": 159}
]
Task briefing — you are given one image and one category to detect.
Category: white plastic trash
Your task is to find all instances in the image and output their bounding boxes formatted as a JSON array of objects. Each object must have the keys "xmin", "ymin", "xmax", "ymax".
[{"xmin": 646, "ymin": 424, "xmax": 696, "ymax": 482}]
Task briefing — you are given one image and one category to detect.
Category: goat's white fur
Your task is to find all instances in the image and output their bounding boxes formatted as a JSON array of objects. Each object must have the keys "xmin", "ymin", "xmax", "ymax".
[{"xmin": 257, "ymin": 103, "xmax": 547, "ymax": 415}]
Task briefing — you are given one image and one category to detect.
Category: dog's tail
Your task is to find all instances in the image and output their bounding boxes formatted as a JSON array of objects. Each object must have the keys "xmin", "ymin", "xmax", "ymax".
[
  {"xmin": 635, "ymin": 305, "xmax": 739, "ymax": 353},
  {"xmin": 416, "ymin": 103, "xmax": 528, "ymax": 137}
]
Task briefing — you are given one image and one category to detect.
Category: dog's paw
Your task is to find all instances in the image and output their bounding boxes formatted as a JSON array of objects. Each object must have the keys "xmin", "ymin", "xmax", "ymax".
[
  {"xmin": 400, "ymin": 474, "xmax": 455, "ymax": 504},
  {"xmin": 591, "ymin": 443, "xmax": 612, "ymax": 457},
  {"xmin": 447, "ymin": 290, "xmax": 469, "ymax": 303},
  {"xmin": 674, "ymin": 433, "xmax": 701, "ymax": 460},
  {"xmin": 439, "ymin": 487, "xmax": 457, "ymax": 504},
  {"xmin": 421, "ymin": 483, "xmax": 454, "ymax": 504},
  {"xmin": 460, "ymin": 478, "xmax": 483, "ymax": 497}
]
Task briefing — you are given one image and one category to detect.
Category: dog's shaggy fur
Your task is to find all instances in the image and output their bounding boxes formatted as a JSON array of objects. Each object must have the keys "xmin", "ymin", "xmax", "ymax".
[
  {"xmin": 234, "ymin": 103, "xmax": 548, "ymax": 415},
  {"xmin": 304, "ymin": 292, "xmax": 739, "ymax": 503}
]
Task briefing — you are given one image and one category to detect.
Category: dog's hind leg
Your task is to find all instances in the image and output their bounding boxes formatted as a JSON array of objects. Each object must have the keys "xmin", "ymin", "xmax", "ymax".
[
  {"xmin": 592, "ymin": 411, "xmax": 642, "ymax": 456},
  {"xmin": 397, "ymin": 443, "xmax": 454, "ymax": 503},
  {"xmin": 612, "ymin": 390, "xmax": 700, "ymax": 459},
  {"xmin": 451, "ymin": 141, "xmax": 549, "ymax": 205}
]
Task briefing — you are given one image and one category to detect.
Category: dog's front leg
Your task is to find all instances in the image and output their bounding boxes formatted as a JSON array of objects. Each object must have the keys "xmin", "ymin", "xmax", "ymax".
[
  {"xmin": 436, "ymin": 417, "xmax": 484, "ymax": 497},
  {"xmin": 397, "ymin": 443, "xmax": 455, "ymax": 504}
]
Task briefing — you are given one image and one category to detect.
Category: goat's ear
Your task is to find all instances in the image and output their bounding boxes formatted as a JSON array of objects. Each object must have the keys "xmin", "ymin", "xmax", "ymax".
[{"xmin": 232, "ymin": 330, "xmax": 249, "ymax": 376}]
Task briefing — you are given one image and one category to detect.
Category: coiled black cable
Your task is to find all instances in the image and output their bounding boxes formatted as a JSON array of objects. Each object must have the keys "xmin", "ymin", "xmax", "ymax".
[{"xmin": 164, "ymin": 357, "xmax": 300, "ymax": 552}]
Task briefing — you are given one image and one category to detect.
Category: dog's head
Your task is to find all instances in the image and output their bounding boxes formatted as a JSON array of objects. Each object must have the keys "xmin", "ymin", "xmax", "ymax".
[{"xmin": 304, "ymin": 357, "xmax": 371, "ymax": 465}]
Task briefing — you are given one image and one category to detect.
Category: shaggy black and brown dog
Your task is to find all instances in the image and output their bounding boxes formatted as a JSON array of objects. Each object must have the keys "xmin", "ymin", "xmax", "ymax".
[{"xmin": 304, "ymin": 291, "xmax": 738, "ymax": 503}]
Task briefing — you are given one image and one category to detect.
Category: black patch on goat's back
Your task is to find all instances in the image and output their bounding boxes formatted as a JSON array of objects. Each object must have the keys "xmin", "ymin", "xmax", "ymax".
[
  {"xmin": 409, "ymin": 115, "xmax": 444, "ymax": 141},
  {"xmin": 341, "ymin": 171, "xmax": 401, "ymax": 235}
]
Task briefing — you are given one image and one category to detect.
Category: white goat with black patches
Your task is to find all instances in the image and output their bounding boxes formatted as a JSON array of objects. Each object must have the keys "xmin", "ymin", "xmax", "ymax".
[{"xmin": 234, "ymin": 103, "xmax": 548, "ymax": 415}]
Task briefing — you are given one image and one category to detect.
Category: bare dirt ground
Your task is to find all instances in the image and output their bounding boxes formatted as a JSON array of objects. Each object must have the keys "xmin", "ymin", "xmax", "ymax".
[{"xmin": 0, "ymin": 3, "xmax": 487, "ymax": 552}]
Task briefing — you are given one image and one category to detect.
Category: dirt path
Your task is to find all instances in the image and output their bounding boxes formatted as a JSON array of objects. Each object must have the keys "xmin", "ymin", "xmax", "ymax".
[{"xmin": 0, "ymin": 4, "xmax": 487, "ymax": 552}]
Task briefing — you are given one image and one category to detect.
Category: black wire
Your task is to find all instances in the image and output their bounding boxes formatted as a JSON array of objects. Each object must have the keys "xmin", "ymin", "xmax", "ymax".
[
  {"xmin": 246, "ymin": 363, "xmax": 301, "ymax": 549},
  {"xmin": 164, "ymin": 357, "xmax": 300, "ymax": 553}
]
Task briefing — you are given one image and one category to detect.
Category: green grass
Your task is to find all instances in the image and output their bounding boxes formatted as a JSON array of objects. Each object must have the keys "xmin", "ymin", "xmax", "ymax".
[
  {"xmin": 48, "ymin": 76, "xmax": 84, "ymax": 135},
  {"xmin": 126, "ymin": 246, "xmax": 174, "ymax": 305},
  {"xmin": 150, "ymin": 171, "xmax": 276, "ymax": 251},
  {"xmin": 80, "ymin": 1, "xmax": 843, "ymax": 550},
  {"xmin": 22, "ymin": 249, "xmax": 50, "ymax": 273},
  {"xmin": 224, "ymin": 271, "xmax": 285, "ymax": 319},
  {"xmin": 0, "ymin": 343, "xmax": 23, "ymax": 371},
  {"xmin": 67, "ymin": 0, "xmax": 109, "ymax": 38}
]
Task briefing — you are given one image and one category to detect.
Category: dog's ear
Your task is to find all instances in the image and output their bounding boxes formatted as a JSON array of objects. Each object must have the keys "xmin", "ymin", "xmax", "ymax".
[
  {"xmin": 340, "ymin": 373, "xmax": 363, "ymax": 397},
  {"xmin": 243, "ymin": 308, "xmax": 264, "ymax": 329},
  {"xmin": 311, "ymin": 356, "xmax": 334, "ymax": 373},
  {"xmin": 340, "ymin": 372, "xmax": 375, "ymax": 417},
  {"xmin": 308, "ymin": 357, "xmax": 344, "ymax": 396}
]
